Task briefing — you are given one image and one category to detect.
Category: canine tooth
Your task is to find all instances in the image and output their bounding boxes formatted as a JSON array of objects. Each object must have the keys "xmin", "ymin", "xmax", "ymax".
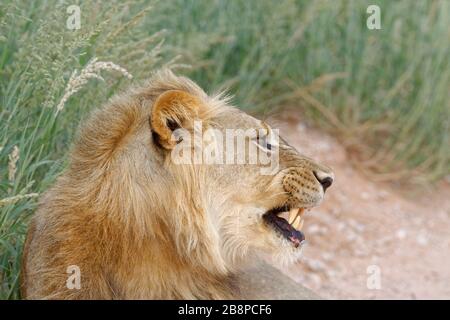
[
  {"xmin": 298, "ymin": 219, "xmax": 304, "ymax": 230},
  {"xmin": 288, "ymin": 208, "xmax": 300, "ymax": 224},
  {"xmin": 292, "ymin": 215, "xmax": 303, "ymax": 230},
  {"xmin": 298, "ymin": 208, "xmax": 305, "ymax": 218}
]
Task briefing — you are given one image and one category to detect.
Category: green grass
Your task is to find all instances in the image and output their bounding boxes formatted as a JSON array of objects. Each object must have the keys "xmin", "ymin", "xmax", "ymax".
[{"xmin": 1, "ymin": 0, "xmax": 449, "ymax": 299}]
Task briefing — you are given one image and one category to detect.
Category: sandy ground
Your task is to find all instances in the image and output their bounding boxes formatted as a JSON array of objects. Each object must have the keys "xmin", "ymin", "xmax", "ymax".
[{"xmin": 270, "ymin": 111, "xmax": 450, "ymax": 299}]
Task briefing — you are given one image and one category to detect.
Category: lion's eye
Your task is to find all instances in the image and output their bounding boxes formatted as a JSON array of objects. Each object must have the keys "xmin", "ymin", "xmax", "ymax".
[{"xmin": 257, "ymin": 136, "xmax": 272, "ymax": 151}]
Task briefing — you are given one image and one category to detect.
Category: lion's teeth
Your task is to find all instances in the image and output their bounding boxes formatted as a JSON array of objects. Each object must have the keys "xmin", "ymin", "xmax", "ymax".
[
  {"xmin": 292, "ymin": 214, "xmax": 303, "ymax": 230},
  {"xmin": 288, "ymin": 208, "xmax": 300, "ymax": 224},
  {"xmin": 298, "ymin": 208, "xmax": 305, "ymax": 218},
  {"xmin": 298, "ymin": 218, "xmax": 304, "ymax": 230}
]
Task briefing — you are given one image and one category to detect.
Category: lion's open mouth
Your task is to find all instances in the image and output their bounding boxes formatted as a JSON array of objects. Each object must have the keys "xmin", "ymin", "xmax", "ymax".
[{"xmin": 263, "ymin": 207, "xmax": 306, "ymax": 247}]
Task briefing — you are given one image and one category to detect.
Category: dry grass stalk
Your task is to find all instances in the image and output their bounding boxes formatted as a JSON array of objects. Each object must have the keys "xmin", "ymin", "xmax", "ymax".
[
  {"xmin": 56, "ymin": 58, "xmax": 133, "ymax": 114},
  {"xmin": 8, "ymin": 145, "xmax": 19, "ymax": 184},
  {"xmin": 0, "ymin": 193, "xmax": 39, "ymax": 207}
]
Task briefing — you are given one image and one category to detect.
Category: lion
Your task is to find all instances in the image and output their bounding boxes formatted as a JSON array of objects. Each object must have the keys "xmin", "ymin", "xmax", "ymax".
[{"xmin": 21, "ymin": 70, "xmax": 334, "ymax": 299}]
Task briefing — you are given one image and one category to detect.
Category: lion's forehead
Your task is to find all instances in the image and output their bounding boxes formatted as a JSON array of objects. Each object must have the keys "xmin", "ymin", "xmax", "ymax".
[{"xmin": 211, "ymin": 109, "xmax": 263, "ymax": 130}]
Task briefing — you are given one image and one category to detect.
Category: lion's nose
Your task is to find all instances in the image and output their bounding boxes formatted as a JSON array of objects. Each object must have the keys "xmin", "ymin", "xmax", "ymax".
[{"xmin": 313, "ymin": 170, "xmax": 334, "ymax": 192}]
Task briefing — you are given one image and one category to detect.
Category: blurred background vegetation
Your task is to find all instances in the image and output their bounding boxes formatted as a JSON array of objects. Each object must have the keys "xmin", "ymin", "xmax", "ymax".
[{"xmin": 0, "ymin": 0, "xmax": 449, "ymax": 299}]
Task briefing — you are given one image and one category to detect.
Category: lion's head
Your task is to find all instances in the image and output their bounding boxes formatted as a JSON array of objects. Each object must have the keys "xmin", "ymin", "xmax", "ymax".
[
  {"xmin": 114, "ymin": 70, "xmax": 334, "ymax": 269},
  {"xmin": 22, "ymin": 70, "xmax": 334, "ymax": 299},
  {"xmin": 199, "ymin": 109, "xmax": 334, "ymax": 267}
]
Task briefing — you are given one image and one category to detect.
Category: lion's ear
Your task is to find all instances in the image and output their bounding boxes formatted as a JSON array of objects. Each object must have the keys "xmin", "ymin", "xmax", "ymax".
[{"xmin": 150, "ymin": 90, "xmax": 204, "ymax": 149}]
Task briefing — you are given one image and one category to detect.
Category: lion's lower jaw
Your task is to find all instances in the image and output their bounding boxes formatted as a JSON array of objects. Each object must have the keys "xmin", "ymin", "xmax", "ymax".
[
  {"xmin": 270, "ymin": 246, "xmax": 304, "ymax": 268},
  {"xmin": 249, "ymin": 236, "xmax": 305, "ymax": 269},
  {"xmin": 219, "ymin": 227, "xmax": 304, "ymax": 273},
  {"xmin": 220, "ymin": 241, "xmax": 304, "ymax": 278}
]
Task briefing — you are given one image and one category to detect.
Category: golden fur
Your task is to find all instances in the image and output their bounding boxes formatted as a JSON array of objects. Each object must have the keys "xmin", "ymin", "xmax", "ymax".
[{"xmin": 21, "ymin": 70, "xmax": 334, "ymax": 299}]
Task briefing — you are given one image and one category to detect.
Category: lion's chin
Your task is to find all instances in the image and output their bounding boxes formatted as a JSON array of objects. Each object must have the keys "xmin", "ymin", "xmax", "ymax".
[{"xmin": 256, "ymin": 237, "xmax": 305, "ymax": 268}]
